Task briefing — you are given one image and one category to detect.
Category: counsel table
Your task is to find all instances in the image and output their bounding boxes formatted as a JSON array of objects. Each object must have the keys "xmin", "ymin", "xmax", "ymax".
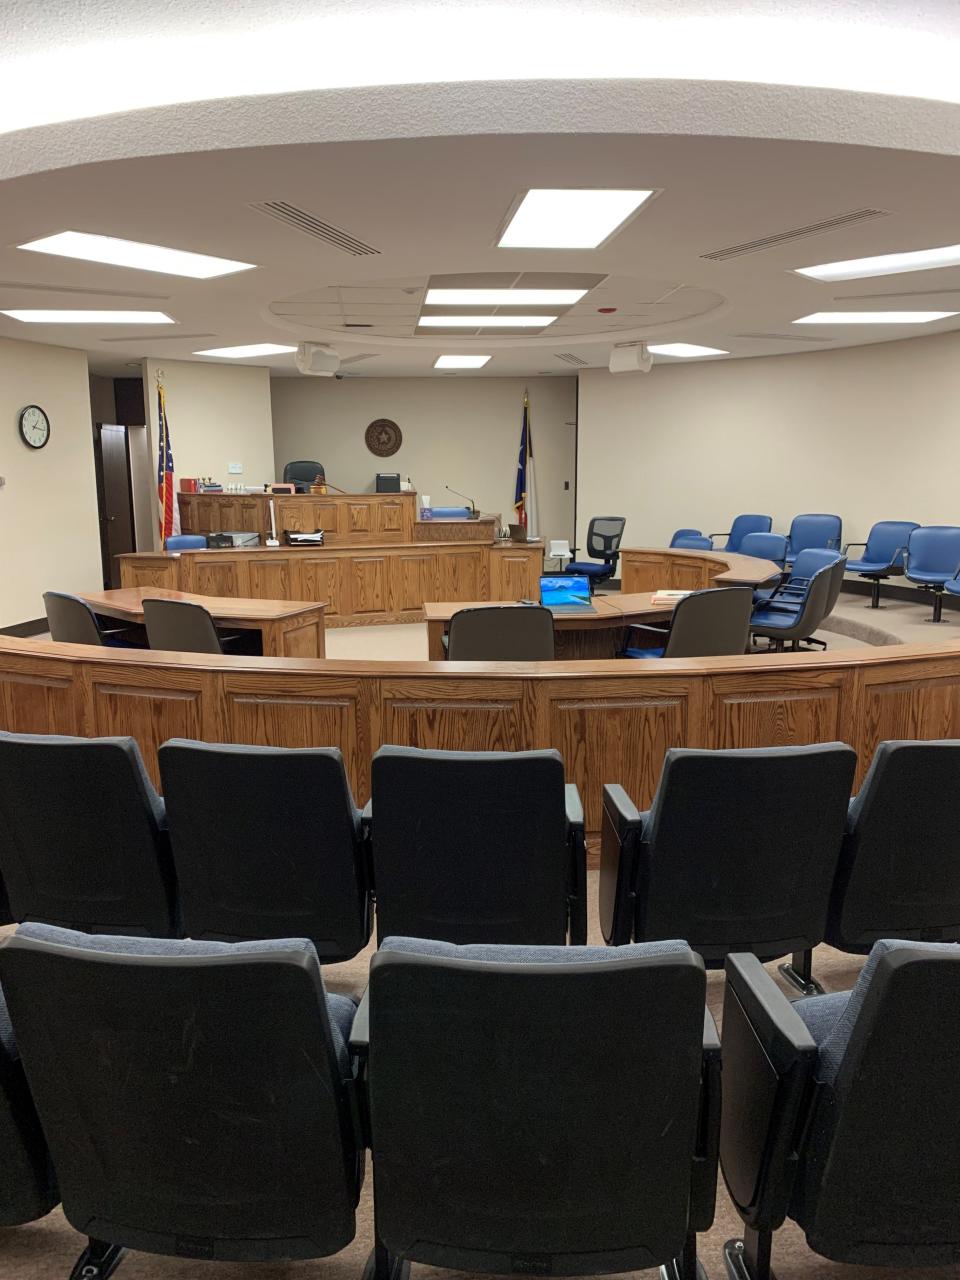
[
  {"xmin": 80, "ymin": 588, "xmax": 327, "ymax": 659},
  {"xmin": 424, "ymin": 594, "xmax": 677, "ymax": 660}
]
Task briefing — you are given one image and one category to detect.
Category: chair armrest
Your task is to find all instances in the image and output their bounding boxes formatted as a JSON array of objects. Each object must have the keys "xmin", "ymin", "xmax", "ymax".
[
  {"xmin": 720, "ymin": 953, "xmax": 818, "ymax": 1233},
  {"xmin": 841, "ymin": 541, "xmax": 866, "ymax": 555},
  {"xmin": 359, "ymin": 800, "xmax": 374, "ymax": 892},
  {"xmin": 627, "ymin": 622, "xmax": 671, "ymax": 637},
  {"xmin": 348, "ymin": 986, "xmax": 370, "ymax": 1058},
  {"xmin": 564, "ymin": 785, "xmax": 587, "ymax": 944},
  {"xmin": 708, "ymin": 531, "xmax": 730, "ymax": 541},
  {"xmin": 564, "ymin": 783, "xmax": 584, "ymax": 833},
  {"xmin": 690, "ymin": 1008, "xmax": 722, "ymax": 1232},
  {"xmin": 599, "ymin": 784, "xmax": 641, "ymax": 945}
]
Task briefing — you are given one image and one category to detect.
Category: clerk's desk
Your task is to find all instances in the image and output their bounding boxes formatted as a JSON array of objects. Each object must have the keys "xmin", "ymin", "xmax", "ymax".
[{"xmin": 80, "ymin": 588, "xmax": 327, "ymax": 658}]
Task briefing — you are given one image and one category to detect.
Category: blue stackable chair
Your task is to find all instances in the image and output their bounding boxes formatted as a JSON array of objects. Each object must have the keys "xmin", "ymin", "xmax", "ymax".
[
  {"xmin": 710, "ymin": 514, "xmax": 772, "ymax": 553},
  {"xmin": 671, "ymin": 535, "xmax": 714, "ymax": 551},
  {"xmin": 843, "ymin": 521, "xmax": 920, "ymax": 609},
  {"xmin": 566, "ymin": 517, "xmax": 626, "ymax": 590},
  {"xmin": 904, "ymin": 526, "xmax": 960, "ymax": 622},
  {"xmin": 164, "ymin": 534, "xmax": 207, "ymax": 551},
  {"xmin": 784, "ymin": 513, "xmax": 842, "ymax": 568},
  {"xmin": 669, "ymin": 528, "xmax": 704, "ymax": 548},
  {"xmin": 945, "ymin": 570, "xmax": 960, "ymax": 604},
  {"xmin": 738, "ymin": 534, "xmax": 789, "ymax": 603}
]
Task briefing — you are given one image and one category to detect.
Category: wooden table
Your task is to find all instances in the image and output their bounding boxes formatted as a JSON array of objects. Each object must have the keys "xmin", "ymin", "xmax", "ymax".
[
  {"xmin": 424, "ymin": 593, "xmax": 676, "ymax": 660},
  {"xmin": 80, "ymin": 588, "xmax": 327, "ymax": 659}
]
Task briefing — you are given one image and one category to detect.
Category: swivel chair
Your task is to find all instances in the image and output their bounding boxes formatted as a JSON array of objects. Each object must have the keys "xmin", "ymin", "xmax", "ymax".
[
  {"xmin": 843, "ymin": 520, "xmax": 919, "ymax": 608},
  {"xmin": 622, "ymin": 587, "xmax": 753, "ymax": 659},
  {"xmin": 446, "ymin": 605, "xmax": 555, "ymax": 660},
  {"xmin": 43, "ymin": 591, "xmax": 138, "ymax": 647},
  {"xmin": 710, "ymin": 514, "xmax": 772, "ymax": 553},
  {"xmin": 904, "ymin": 525, "xmax": 960, "ymax": 621},
  {"xmin": 784, "ymin": 513, "xmax": 842, "ymax": 567},
  {"xmin": 566, "ymin": 516, "xmax": 626, "ymax": 590},
  {"xmin": 670, "ymin": 527, "xmax": 704, "ymax": 547},
  {"xmin": 750, "ymin": 553, "xmax": 841, "ymax": 652},
  {"xmin": 282, "ymin": 460, "xmax": 325, "ymax": 493},
  {"xmin": 143, "ymin": 598, "xmax": 243, "ymax": 655}
]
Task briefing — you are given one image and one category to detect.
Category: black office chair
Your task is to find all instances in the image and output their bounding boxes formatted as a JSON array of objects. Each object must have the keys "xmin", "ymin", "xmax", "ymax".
[
  {"xmin": 0, "ymin": 978, "xmax": 58, "ymax": 1230},
  {"xmin": 43, "ymin": 590, "xmax": 139, "ymax": 647},
  {"xmin": 721, "ymin": 939, "xmax": 960, "ymax": 1279},
  {"xmin": 446, "ymin": 605, "xmax": 555, "ymax": 660},
  {"xmin": 0, "ymin": 923, "xmax": 362, "ymax": 1279},
  {"xmin": 0, "ymin": 732, "xmax": 177, "ymax": 937},
  {"xmin": 368, "ymin": 746, "xmax": 586, "ymax": 945},
  {"xmin": 622, "ymin": 586, "xmax": 753, "ymax": 659},
  {"xmin": 375, "ymin": 472, "xmax": 401, "ymax": 493},
  {"xmin": 159, "ymin": 740, "xmax": 372, "ymax": 963},
  {"xmin": 565, "ymin": 516, "xmax": 626, "ymax": 590},
  {"xmin": 283, "ymin": 460, "xmax": 325, "ymax": 493},
  {"xmin": 600, "ymin": 743, "xmax": 857, "ymax": 993},
  {"xmin": 142, "ymin": 597, "xmax": 243, "ymax": 655},
  {"xmin": 358, "ymin": 935, "xmax": 719, "ymax": 1280},
  {"xmin": 826, "ymin": 740, "xmax": 960, "ymax": 955}
]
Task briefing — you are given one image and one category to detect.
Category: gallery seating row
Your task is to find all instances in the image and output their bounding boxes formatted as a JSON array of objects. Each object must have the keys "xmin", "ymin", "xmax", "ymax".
[{"xmin": 1, "ymin": 925, "xmax": 958, "ymax": 1280}]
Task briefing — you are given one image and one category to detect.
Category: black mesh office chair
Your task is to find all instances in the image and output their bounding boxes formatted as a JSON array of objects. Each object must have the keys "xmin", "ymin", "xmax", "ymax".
[
  {"xmin": 721, "ymin": 940, "xmax": 960, "ymax": 1279},
  {"xmin": 43, "ymin": 591, "xmax": 138, "ymax": 647},
  {"xmin": 142, "ymin": 598, "xmax": 238, "ymax": 655},
  {"xmin": 0, "ymin": 732, "xmax": 177, "ymax": 937},
  {"xmin": 446, "ymin": 605, "xmax": 555, "ymax": 660},
  {"xmin": 565, "ymin": 516, "xmax": 626, "ymax": 590},
  {"xmin": 0, "ymin": 924, "xmax": 362, "ymax": 1279},
  {"xmin": 283, "ymin": 460, "xmax": 326, "ymax": 493},
  {"xmin": 622, "ymin": 587, "xmax": 753, "ymax": 659},
  {"xmin": 159, "ymin": 740, "xmax": 372, "ymax": 963},
  {"xmin": 368, "ymin": 746, "xmax": 586, "ymax": 945},
  {"xmin": 600, "ymin": 743, "xmax": 857, "ymax": 993},
  {"xmin": 358, "ymin": 936, "xmax": 719, "ymax": 1280}
]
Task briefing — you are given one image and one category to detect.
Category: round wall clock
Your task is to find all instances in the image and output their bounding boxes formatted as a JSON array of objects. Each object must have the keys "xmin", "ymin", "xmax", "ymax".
[
  {"xmin": 18, "ymin": 405, "xmax": 51, "ymax": 450},
  {"xmin": 365, "ymin": 418, "xmax": 402, "ymax": 457}
]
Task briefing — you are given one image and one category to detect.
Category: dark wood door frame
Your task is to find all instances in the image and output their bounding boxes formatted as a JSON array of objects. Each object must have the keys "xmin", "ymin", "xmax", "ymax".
[{"xmin": 92, "ymin": 423, "xmax": 137, "ymax": 589}]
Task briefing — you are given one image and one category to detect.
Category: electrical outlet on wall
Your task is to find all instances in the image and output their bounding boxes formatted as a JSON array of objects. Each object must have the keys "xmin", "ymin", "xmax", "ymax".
[{"xmin": 227, "ymin": 462, "xmax": 243, "ymax": 474}]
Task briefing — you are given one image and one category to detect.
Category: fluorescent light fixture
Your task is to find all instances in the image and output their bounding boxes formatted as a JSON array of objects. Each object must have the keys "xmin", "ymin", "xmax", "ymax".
[
  {"xmin": 648, "ymin": 343, "xmax": 729, "ymax": 357},
  {"xmin": 434, "ymin": 354, "xmax": 492, "ymax": 369},
  {"xmin": 418, "ymin": 315, "xmax": 556, "ymax": 327},
  {"xmin": 795, "ymin": 244, "xmax": 960, "ymax": 282},
  {"xmin": 793, "ymin": 311, "xmax": 958, "ymax": 324},
  {"xmin": 425, "ymin": 288, "xmax": 586, "ymax": 305},
  {"xmin": 18, "ymin": 231, "xmax": 256, "ymax": 279},
  {"xmin": 1, "ymin": 309, "xmax": 174, "ymax": 323},
  {"xmin": 193, "ymin": 343, "xmax": 297, "ymax": 358},
  {"xmin": 498, "ymin": 189, "xmax": 654, "ymax": 249}
]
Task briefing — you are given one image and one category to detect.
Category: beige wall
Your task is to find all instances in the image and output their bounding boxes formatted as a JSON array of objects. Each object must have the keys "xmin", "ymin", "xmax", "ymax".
[
  {"xmin": 270, "ymin": 376, "xmax": 578, "ymax": 543},
  {"xmin": 143, "ymin": 357, "xmax": 275, "ymax": 493},
  {"xmin": 577, "ymin": 330, "xmax": 960, "ymax": 553},
  {"xmin": 0, "ymin": 337, "xmax": 102, "ymax": 627}
]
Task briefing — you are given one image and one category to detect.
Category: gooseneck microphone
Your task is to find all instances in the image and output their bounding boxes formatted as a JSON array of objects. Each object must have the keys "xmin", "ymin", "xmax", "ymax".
[{"xmin": 445, "ymin": 485, "xmax": 478, "ymax": 518}]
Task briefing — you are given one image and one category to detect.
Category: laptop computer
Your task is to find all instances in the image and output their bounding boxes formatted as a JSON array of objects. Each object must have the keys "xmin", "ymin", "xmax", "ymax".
[
  {"xmin": 507, "ymin": 523, "xmax": 528, "ymax": 542},
  {"xmin": 539, "ymin": 574, "xmax": 596, "ymax": 615}
]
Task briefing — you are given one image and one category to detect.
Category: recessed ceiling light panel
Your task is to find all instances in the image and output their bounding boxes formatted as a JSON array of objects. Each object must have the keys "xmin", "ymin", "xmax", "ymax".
[
  {"xmin": 793, "ymin": 311, "xmax": 958, "ymax": 324},
  {"xmin": 434, "ymin": 354, "xmax": 492, "ymax": 368},
  {"xmin": 418, "ymin": 315, "xmax": 556, "ymax": 327},
  {"xmin": 648, "ymin": 343, "xmax": 729, "ymax": 357},
  {"xmin": 795, "ymin": 244, "xmax": 960, "ymax": 282},
  {"xmin": 498, "ymin": 189, "xmax": 655, "ymax": 249},
  {"xmin": 18, "ymin": 231, "xmax": 256, "ymax": 279},
  {"xmin": 1, "ymin": 309, "xmax": 174, "ymax": 323},
  {"xmin": 425, "ymin": 288, "xmax": 586, "ymax": 305},
  {"xmin": 194, "ymin": 343, "xmax": 298, "ymax": 357}
]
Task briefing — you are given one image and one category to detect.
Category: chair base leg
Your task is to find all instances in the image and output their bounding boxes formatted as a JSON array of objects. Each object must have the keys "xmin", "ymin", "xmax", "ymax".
[
  {"xmin": 778, "ymin": 949, "xmax": 825, "ymax": 997},
  {"xmin": 869, "ymin": 579, "xmax": 881, "ymax": 609},
  {"xmin": 362, "ymin": 1239, "xmax": 411, "ymax": 1280},
  {"xmin": 928, "ymin": 591, "xmax": 946, "ymax": 623},
  {"xmin": 661, "ymin": 1231, "xmax": 708, "ymax": 1280},
  {"xmin": 69, "ymin": 1239, "xmax": 125, "ymax": 1280},
  {"xmin": 723, "ymin": 1234, "xmax": 777, "ymax": 1280}
]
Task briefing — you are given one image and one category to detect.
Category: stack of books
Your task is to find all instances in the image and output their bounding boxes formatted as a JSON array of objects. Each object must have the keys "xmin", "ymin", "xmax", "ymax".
[{"xmin": 651, "ymin": 589, "xmax": 692, "ymax": 605}]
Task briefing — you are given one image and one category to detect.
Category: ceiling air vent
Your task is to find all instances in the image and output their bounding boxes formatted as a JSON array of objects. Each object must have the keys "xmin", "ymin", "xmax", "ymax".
[
  {"xmin": 556, "ymin": 352, "xmax": 589, "ymax": 366},
  {"xmin": 701, "ymin": 209, "xmax": 890, "ymax": 261},
  {"xmin": 248, "ymin": 201, "xmax": 380, "ymax": 256},
  {"xmin": 735, "ymin": 332, "xmax": 836, "ymax": 344}
]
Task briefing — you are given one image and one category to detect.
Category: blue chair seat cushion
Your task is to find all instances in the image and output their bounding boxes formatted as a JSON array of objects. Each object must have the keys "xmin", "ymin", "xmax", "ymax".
[
  {"xmin": 623, "ymin": 646, "xmax": 666, "ymax": 659},
  {"xmin": 906, "ymin": 572, "xmax": 955, "ymax": 586},
  {"xmin": 750, "ymin": 607, "xmax": 802, "ymax": 630},
  {"xmin": 846, "ymin": 559, "xmax": 894, "ymax": 575},
  {"xmin": 566, "ymin": 561, "xmax": 612, "ymax": 577}
]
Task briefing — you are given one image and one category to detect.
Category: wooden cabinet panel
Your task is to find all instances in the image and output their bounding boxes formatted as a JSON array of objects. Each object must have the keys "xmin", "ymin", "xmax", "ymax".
[
  {"xmin": 671, "ymin": 562, "xmax": 708, "ymax": 590},
  {"xmin": 350, "ymin": 556, "xmax": 388, "ymax": 615},
  {"xmin": 349, "ymin": 503, "xmax": 373, "ymax": 536},
  {"xmin": 858, "ymin": 662, "xmax": 960, "ymax": 779},
  {"xmin": 379, "ymin": 678, "xmax": 528, "ymax": 753},
  {"xmin": 247, "ymin": 556, "xmax": 295, "ymax": 600},
  {"xmin": 376, "ymin": 500, "xmax": 406, "ymax": 538},
  {"xmin": 490, "ymin": 547, "xmax": 543, "ymax": 600},
  {"xmin": 178, "ymin": 495, "xmax": 198, "ymax": 534},
  {"xmin": 120, "ymin": 559, "xmax": 179, "ymax": 590},
  {"xmin": 0, "ymin": 662, "xmax": 81, "ymax": 736},
  {"xmin": 183, "ymin": 555, "xmax": 249, "ymax": 598},
  {"xmin": 86, "ymin": 668, "xmax": 208, "ymax": 786},
  {"xmin": 439, "ymin": 548, "xmax": 482, "ymax": 600},
  {"xmin": 392, "ymin": 553, "xmax": 440, "ymax": 612},
  {"xmin": 300, "ymin": 557, "xmax": 346, "ymax": 617},
  {"xmin": 706, "ymin": 671, "xmax": 846, "ymax": 750}
]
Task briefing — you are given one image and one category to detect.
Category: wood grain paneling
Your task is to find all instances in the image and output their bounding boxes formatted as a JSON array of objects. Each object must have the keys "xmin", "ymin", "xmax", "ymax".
[
  {"xmin": 119, "ymin": 559, "xmax": 179, "ymax": 590},
  {"xmin": 86, "ymin": 665, "xmax": 210, "ymax": 785},
  {"xmin": 378, "ymin": 677, "xmax": 530, "ymax": 754},
  {"xmin": 376, "ymin": 501, "xmax": 405, "ymax": 537},
  {"xmin": 180, "ymin": 491, "xmax": 418, "ymax": 544},
  {"xmin": 393, "ymin": 553, "xmax": 440, "ymax": 612},
  {"xmin": 300, "ymin": 556, "xmax": 345, "ymax": 617},
  {"xmin": 348, "ymin": 503, "xmax": 372, "ymax": 536},
  {"xmin": 183, "ymin": 555, "xmax": 249, "ymax": 599},
  {"xmin": 351, "ymin": 556, "xmax": 388, "ymax": 615},
  {"xmin": 247, "ymin": 556, "xmax": 295, "ymax": 601},
  {"xmin": 706, "ymin": 670, "xmax": 848, "ymax": 749},
  {"xmin": 858, "ymin": 659, "xmax": 960, "ymax": 775},
  {"xmin": 0, "ymin": 659, "xmax": 81, "ymax": 736},
  {"xmin": 439, "ymin": 548, "xmax": 483, "ymax": 600},
  {"xmin": 489, "ymin": 547, "xmax": 543, "ymax": 600}
]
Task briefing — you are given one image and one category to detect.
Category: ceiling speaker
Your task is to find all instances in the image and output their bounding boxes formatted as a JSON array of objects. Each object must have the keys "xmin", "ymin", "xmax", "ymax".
[
  {"xmin": 296, "ymin": 343, "xmax": 341, "ymax": 377},
  {"xmin": 609, "ymin": 342, "xmax": 652, "ymax": 374}
]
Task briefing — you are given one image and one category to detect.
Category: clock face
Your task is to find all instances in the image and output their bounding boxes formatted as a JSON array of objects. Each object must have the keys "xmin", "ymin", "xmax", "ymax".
[{"xmin": 19, "ymin": 405, "xmax": 50, "ymax": 450}]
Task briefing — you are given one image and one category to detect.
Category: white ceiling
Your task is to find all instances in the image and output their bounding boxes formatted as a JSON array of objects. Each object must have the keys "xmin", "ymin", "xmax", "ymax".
[{"xmin": 5, "ymin": 132, "xmax": 960, "ymax": 377}]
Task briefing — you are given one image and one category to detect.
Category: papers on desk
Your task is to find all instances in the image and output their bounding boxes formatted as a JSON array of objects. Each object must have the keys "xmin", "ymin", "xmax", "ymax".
[
  {"xmin": 283, "ymin": 531, "xmax": 326, "ymax": 545},
  {"xmin": 651, "ymin": 589, "xmax": 692, "ymax": 605}
]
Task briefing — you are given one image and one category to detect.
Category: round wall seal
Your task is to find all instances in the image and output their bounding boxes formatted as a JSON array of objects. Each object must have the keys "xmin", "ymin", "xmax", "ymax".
[{"xmin": 365, "ymin": 418, "xmax": 402, "ymax": 457}]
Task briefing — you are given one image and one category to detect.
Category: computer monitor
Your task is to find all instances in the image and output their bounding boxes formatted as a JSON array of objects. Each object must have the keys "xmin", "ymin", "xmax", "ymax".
[
  {"xmin": 539, "ymin": 575, "xmax": 592, "ymax": 608},
  {"xmin": 376, "ymin": 472, "xmax": 401, "ymax": 493}
]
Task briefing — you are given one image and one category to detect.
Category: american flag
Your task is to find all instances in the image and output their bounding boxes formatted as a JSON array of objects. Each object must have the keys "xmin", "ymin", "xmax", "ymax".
[{"xmin": 156, "ymin": 381, "xmax": 180, "ymax": 543}]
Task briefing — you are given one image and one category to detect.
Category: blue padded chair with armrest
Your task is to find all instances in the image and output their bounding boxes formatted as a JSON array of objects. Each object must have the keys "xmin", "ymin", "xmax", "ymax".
[
  {"xmin": 843, "ymin": 520, "xmax": 919, "ymax": 608},
  {"xmin": 671, "ymin": 534, "xmax": 714, "ymax": 551},
  {"xmin": 566, "ymin": 516, "xmax": 626, "ymax": 590},
  {"xmin": 359, "ymin": 935, "xmax": 720, "ymax": 1280},
  {"xmin": 710, "ymin": 514, "xmax": 772, "ymax": 553},
  {"xmin": 0, "ymin": 923, "xmax": 362, "ymax": 1280},
  {"xmin": 164, "ymin": 534, "xmax": 207, "ymax": 551},
  {"xmin": 670, "ymin": 527, "xmax": 704, "ymax": 547},
  {"xmin": 905, "ymin": 525, "xmax": 960, "ymax": 621},
  {"xmin": 784, "ymin": 513, "xmax": 842, "ymax": 568},
  {"xmin": 720, "ymin": 939, "xmax": 960, "ymax": 1280},
  {"xmin": 739, "ymin": 534, "xmax": 788, "ymax": 605}
]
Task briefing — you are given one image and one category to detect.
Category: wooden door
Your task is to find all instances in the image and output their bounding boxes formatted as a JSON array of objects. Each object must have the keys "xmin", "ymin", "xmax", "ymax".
[{"xmin": 92, "ymin": 423, "xmax": 136, "ymax": 587}]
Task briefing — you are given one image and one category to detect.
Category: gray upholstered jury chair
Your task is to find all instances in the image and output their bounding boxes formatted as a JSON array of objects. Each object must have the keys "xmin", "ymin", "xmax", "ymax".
[
  {"xmin": 357, "ymin": 935, "xmax": 719, "ymax": 1280},
  {"xmin": 446, "ymin": 604, "xmax": 555, "ymax": 660},
  {"xmin": 0, "ymin": 976, "xmax": 58, "ymax": 1229},
  {"xmin": 0, "ymin": 923, "xmax": 362, "ymax": 1279},
  {"xmin": 721, "ymin": 939, "xmax": 960, "ymax": 1279}
]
